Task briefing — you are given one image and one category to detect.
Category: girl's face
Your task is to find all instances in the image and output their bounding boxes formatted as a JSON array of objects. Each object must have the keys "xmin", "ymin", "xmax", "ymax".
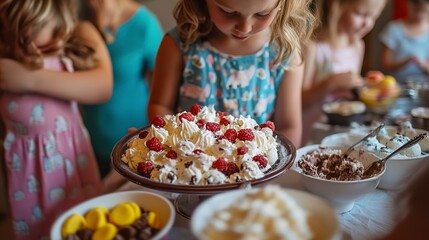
[
  {"xmin": 408, "ymin": 1, "xmax": 429, "ymax": 21},
  {"xmin": 33, "ymin": 21, "xmax": 57, "ymax": 53},
  {"xmin": 205, "ymin": 0, "xmax": 280, "ymax": 41},
  {"xmin": 338, "ymin": 0, "xmax": 385, "ymax": 39}
]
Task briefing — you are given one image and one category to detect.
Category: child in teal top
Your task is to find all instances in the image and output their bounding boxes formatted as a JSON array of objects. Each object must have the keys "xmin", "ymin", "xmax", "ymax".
[
  {"xmin": 148, "ymin": 0, "xmax": 317, "ymax": 147},
  {"xmin": 81, "ymin": 0, "xmax": 163, "ymax": 178}
]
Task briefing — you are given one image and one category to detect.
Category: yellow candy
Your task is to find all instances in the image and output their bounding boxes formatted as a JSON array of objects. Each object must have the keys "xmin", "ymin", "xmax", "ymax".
[
  {"xmin": 85, "ymin": 207, "xmax": 108, "ymax": 230},
  {"xmin": 92, "ymin": 223, "xmax": 117, "ymax": 240},
  {"xmin": 61, "ymin": 213, "xmax": 86, "ymax": 237},
  {"xmin": 147, "ymin": 211, "xmax": 159, "ymax": 229},
  {"xmin": 109, "ymin": 203, "xmax": 135, "ymax": 226},
  {"xmin": 124, "ymin": 202, "xmax": 141, "ymax": 220}
]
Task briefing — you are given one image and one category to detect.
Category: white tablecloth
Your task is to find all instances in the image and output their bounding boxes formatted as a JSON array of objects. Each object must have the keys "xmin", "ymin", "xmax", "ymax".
[{"xmin": 116, "ymin": 170, "xmax": 400, "ymax": 240}]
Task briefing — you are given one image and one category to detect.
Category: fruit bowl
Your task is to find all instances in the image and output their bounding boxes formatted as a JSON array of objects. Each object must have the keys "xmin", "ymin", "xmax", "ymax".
[
  {"xmin": 111, "ymin": 127, "xmax": 296, "ymax": 195},
  {"xmin": 358, "ymin": 85, "xmax": 400, "ymax": 107},
  {"xmin": 359, "ymin": 73, "xmax": 401, "ymax": 108},
  {"xmin": 50, "ymin": 191, "xmax": 175, "ymax": 240}
]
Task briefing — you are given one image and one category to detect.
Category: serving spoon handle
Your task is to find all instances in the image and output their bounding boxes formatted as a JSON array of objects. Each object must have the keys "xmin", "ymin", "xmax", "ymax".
[
  {"xmin": 363, "ymin": 132, "xmax": 428, "ymax": 178},
  {"xmin": 343, "ymin": 123, "xmax": 385, "ymax": 157}
]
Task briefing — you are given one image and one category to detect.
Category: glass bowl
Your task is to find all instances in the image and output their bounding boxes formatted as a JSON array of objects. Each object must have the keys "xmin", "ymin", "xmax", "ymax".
[
  {"xmin": 111, "ymin": 127, "xmax": 296, "ymax": 195},
  {"xmin": 358, "ymin": 85, "xmax": 400, "ymax": 108}
]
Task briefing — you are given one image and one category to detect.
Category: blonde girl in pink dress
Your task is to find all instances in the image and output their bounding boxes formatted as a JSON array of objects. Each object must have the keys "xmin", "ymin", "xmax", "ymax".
[
  {"xmin": 0, "ymin": 0, "xmax": 112, "ymax": 239},
  {"xmin": 301, "ymin": 0, "xmax": 387, "ymax": 146}
]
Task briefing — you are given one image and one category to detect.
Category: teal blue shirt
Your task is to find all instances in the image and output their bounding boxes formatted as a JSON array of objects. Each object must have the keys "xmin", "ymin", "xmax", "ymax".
[{"xmin": 82, "ymin": 7, "xmax": 163, "ymax": 173}]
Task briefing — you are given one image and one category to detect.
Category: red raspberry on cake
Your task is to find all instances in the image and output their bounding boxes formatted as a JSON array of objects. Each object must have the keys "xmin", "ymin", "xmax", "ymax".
[
  {"xmin": 238, "ymin": 129, "xmax": 255, "ymax": 141},
  {"xmin": 165, "ymin": 150, "xmax": 177, "ymax": 159},
  {"xmin": 237, "ymin": 146, "xmax": 248, "ymax": 155},
  {"xmin": 224, "ymin": 129, "xmax": 237, "ymax": 143},
  {"xmin": 137, "ymin": 161, "xmax": 154, "ymax": 177},
  {"xmin": 179, "ymin": 112, "xmax": 194, "ymax": 122},
  {"xmin": 252, "ymin": 154, "xmax": 268, "ymax": 168},
  {"xmin": 138, "ymin": 130, "xmax": 149, "ymax": 139},
  {"xmin": 220, "ymin": 117, "xmax": 231, "ymax": 126},
  {"xmin": 197, "ymin": 119, "xmax": 206, "ymax": 128},
  {"xmin": 212, "ymin": 157, "xmax": 228, "ymax": 172},
  {"xmin": 223, "ymin": 162, "xmax": 239, "ymax": 176},
  {"xmin": 259, "ymin": 121, "xmax": 275, "ymax": 131},
  {"xmin": 152, "ymin": 115, "xmax": 166, "ymax": 128},
  {"xmin": 205, "ymin": 122, "xmax": 221, "ymax": 133},
  {"xmin": 146, "ymin": 137, "xmax": 163, "ymax": 152},
  {"xmin": 190, "ymin": 104, "xmax": 203, "ymax": 116}
]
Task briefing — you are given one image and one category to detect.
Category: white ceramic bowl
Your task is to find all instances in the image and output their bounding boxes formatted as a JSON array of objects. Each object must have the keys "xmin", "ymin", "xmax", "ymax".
[
  {"xmin": 293, "ymin": 145, "xmax": 385, "ymax": 213},
  {"xmin": 50, "ymin": 191, "xmax": 175, "ymax": 240},
  {"xmin": 321, "ymin": 127, "xmax": 429, "ymax": 190},
  {"xmin": 191, "ymin": 186, "xmax": 341, "ymax": 240}
]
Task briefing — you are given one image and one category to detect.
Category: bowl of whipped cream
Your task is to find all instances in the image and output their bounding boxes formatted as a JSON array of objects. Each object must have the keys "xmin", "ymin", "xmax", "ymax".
[{"xmin": 191, "ymin": 185, "xmax": 341, "ymax": 240}]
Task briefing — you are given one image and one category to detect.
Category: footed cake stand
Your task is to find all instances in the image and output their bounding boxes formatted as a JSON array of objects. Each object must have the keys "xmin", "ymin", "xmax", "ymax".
[{"xmin": 111, "ymin": 127, "xmax": 296, "ymax": 219}]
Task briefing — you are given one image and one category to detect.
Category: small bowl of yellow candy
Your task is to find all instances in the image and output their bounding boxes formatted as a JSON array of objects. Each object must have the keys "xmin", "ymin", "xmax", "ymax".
[{"xmin": 50, "ymin": 191, "xmax": 175, "ymax": 240}]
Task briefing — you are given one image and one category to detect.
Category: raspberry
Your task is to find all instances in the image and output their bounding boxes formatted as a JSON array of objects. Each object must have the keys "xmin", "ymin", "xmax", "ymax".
[
  {"xmin": 197, "ymin": 119, "xmax": 206, "ymax": 128},
  {"xmin": 217, "ymin": 111, "xmax": 228, "ymax": 118},
  {"xmin": 179, "ymin": 112, "xmax": 194, "ymax": 122},
  {"xmin": 220, "ymin": 117, "xmax": 231, "ymax": 126},
  {"xmin": 152, "ymin": 115, "xmax": 166, "ymax": 128},
  {"xmin": 205, "ymin": 122, "xmax": 221, "ymax": 133},
  {"xmin": 138, "ymin": 130, "xmax": 149, "ymax": 139},
  {"xmin": 237, "ymin": 146, "xmax": 248, "ymax": 155},
  {"xmin": 238, "ymin": 129, "xmax": 254, "ymax": 141},
  {"xmin": 190, "ymin": 104, "xmax": 203, "ymax": 116},
  {"xmin": 223, "ymin": 162, "xmax": 239, "ymax": 176},
  {"xmin": 216, "ymin": 135, "xmax": 226, "ymax": 141},
  {"xmin": 259, "ymin": 121, "xmax": 275, "ymax": 131},
  {"xmin": 165, "ymin": 150, "xmax": 177, "ymax": 159},
  {"xmin": 193, "ymin": 149, "xmax": 205, "ymax": 155},
  {"xmin": 137, "ymin": 161, "xmax": 154, "ymax": 177},
  {"xmin": 224, "ymin": 129, "xmax": 237, "ymax": 143},
  {"xmin": 252, "ymin": 154, "xmax": 268, "ymax": 168},
  {"xmin": 146, "ymin": 137, "xmax": 163, "ymax": 152},
  {"xmin": 212, "ymin": 157, "xmax": 228, "ymax": 172}
]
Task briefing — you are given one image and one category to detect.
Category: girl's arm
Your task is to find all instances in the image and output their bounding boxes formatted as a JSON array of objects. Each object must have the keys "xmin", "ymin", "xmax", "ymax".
[
  {"xmin": 0, "ymin": 21, "xmax": 113, "ymax": 104},
  {"xmin": 301, "ymin": 41, "xmax": 362, "ymax": 108},
  {"xmin": 274, "ymin": 55, "xmax": 303, "ymax": 148},
  {"xmin": 380, "ymin": 44, "xmax": 414, "ymax": 72},
  {"xmin": 147, "ymin": 35, "xmax": 183, "ymax": 120}
]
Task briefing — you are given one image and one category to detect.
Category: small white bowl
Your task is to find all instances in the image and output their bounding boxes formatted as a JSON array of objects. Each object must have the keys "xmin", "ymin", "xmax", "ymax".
[
  {"xmin": 50, "ymin": 191, "xmax": 175, "ymax": 240},
  {"xmin": 191, "ymin": 186, "xmax": 341, "ymax": 240},
  {"xmin": 321, "ymin": 127, "xmax": 429, "ymax": 190},
  {"xmin": 293, "ymin": 145, "xmax": 385, "ymax": 213}
]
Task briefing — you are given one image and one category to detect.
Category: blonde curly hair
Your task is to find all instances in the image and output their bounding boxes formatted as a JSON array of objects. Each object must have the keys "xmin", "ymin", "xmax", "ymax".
[
  {"xmin": 173, "ymin": 0, "xmax": 318, "ymax": 64},
  {"xmin": 0, "ymin": 0, "xmax": 97, "ymax": 70}
]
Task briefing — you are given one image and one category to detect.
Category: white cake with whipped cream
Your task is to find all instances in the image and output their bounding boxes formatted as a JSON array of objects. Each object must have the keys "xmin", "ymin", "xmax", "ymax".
[{"xmin": 121, "ymin": 105, "xmax": 279, "ymax": 185}]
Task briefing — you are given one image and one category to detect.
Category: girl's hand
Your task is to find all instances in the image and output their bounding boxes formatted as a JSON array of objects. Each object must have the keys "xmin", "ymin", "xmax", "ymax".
[
  {"xmin": 325, "ymin": 72, "xmax": 363, "ymax": 92},
  {"xmin": 0, "ymin": 58, "xmax": 34, "ymax": 92},
  {"xmin": 415, "ymin": 58, "xmax": 429, "ymax": 73}
]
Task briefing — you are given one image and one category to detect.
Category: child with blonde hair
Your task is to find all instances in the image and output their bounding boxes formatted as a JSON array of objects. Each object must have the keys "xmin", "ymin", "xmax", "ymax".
[
  {"xmin": 148, "ymin": 0, "xmax": 317, "ymax": 147},
  {"xmin": 0, "ymin": 0, "xmax": 112, "ymax": 238},
  {"xmin": 380, "ymin": 0, "xmax": 429, "ymax": 83},
  {"xmin": 301, "ymin": 0, "xmax": 387, "ymax": 145}
]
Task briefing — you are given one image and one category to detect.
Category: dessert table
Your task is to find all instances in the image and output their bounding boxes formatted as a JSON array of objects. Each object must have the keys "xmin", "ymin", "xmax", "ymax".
[{"xmin": 116, "ymin": 169, "xmax": 400, "ymax": 240}]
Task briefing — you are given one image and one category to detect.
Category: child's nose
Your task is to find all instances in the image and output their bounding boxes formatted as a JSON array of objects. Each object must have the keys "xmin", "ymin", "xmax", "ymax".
[{"xmin": 235, "ymin": 18, "xmax": 252, "ymax": 34}]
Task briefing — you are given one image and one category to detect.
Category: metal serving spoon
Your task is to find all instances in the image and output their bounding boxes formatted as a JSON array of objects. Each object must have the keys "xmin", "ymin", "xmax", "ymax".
[
  {"xmin": 363, "ymin": 132, "xmax": 428, "ymax": 178},
  {"xmin": 343, "ymin": 123, "xmax": 385, "ymax": 157}
]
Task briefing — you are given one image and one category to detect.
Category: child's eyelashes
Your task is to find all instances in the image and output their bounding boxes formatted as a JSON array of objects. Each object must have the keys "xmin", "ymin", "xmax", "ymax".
[{"xmin": 218, "ymin": 8, "xmax": 272, "ymax": 19}]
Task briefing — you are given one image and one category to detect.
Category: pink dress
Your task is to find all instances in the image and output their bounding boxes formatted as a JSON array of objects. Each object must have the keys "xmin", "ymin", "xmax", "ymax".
[
  {"xmin": 302, "ymin": 41, "xmax": 362, "ymax": 145},
  {"xmin": 0, "ymin": 56, "xmax": 102, "ymax": 239}
]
